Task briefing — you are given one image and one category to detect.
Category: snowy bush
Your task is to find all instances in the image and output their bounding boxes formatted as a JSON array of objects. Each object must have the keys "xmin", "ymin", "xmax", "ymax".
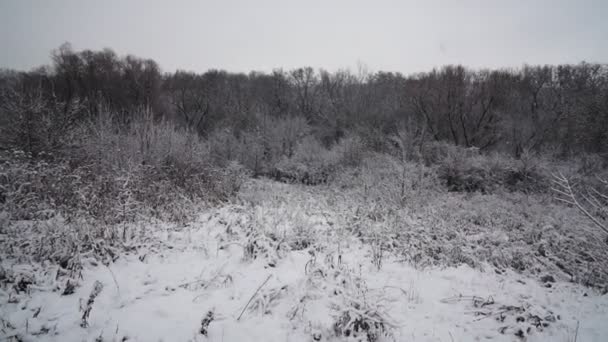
[
  {"xmin": 274, "ymin": 136, "xmax": 338, "ymax": 185},
  {"xmin": 332, "ymin": 134, "xmax": 366, "ymax": 168},
  {"xmin": 336, "ymin": 152, "xmax": 440, "ymax": 208},
  {"xmin": 437, "ymin": 146, "xmax": 549, "ymax": 194},
  {"xmin": 0, "ymin": 111, "xmax": 248, "ymax": 224},
  {"xmin": 0, "ymin": 86, "xmax": 85, "ymax": 156},
  {"xmin": 206, "ymin": 115, "xmax": 311, "ymax": 177}
]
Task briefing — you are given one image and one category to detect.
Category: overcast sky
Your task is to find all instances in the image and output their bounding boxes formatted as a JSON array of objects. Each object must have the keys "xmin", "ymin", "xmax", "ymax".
[{"xmin": 1, "ymin": 0, "xmax": 607, "ymax": 74}]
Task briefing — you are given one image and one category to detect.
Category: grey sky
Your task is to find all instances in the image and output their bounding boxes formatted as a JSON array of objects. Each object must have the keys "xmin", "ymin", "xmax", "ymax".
[{"xmin": 1, "ymin": 0, "xmax": 607, "ymax": 74}]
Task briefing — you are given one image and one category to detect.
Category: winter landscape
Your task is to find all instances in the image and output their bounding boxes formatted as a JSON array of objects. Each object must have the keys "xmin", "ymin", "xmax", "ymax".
[{"xmin": 1, "ymin": 1, "xmax": 608, "ymax": 341}]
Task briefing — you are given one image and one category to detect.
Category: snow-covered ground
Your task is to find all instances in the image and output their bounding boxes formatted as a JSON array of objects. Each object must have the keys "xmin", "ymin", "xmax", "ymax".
[{"xmin": 2, "ymin": 180, "xmax": 607, "ymax": 341}]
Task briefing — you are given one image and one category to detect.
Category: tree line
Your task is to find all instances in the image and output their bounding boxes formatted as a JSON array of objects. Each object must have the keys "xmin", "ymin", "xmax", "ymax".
[{"xmin": 1, "ymin": 43, "xmax": 607, "ymax": 158}]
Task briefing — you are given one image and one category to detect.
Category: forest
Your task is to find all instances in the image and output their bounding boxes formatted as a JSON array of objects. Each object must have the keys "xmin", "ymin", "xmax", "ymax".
[{"xmin": 3, "ymin": 43, "xmax": 608, "ymax": 158}]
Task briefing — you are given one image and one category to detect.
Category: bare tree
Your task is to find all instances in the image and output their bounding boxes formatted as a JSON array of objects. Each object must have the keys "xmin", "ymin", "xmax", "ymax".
[
  {"xmin": 289, "ymin": 67, "xmax": 321, "ymax": 121},
  {"xmin": 164, "ymin": 71, "xmax": 211, "ymax": 133},
  {"xmin": 0, "ymin": 78, "xmax": 84, "ymax": 155}
]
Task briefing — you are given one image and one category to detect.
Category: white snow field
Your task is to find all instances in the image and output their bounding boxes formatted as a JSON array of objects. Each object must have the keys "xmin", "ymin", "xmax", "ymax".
[{"xmin": 1, "ymin": 179, "xmax": 607, "ymax": 341}]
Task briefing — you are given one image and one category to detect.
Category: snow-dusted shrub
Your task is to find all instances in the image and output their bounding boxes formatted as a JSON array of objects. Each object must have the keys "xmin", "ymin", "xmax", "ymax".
[
  {"xmin": 207, "ymin": 121, "xmax": 362, "ymax": 184},
  {"xmin": 355, "ymin": 125, "xmax": 394, "ymax": 154},
  {"xmin": 438, "ymin": 147, "xmax": 498, "ymax": 193},
  {"xmin": 207, "ymin": 128, "xmax": 243, "ymax": 166},
  {"xmin": 302, "ymin": 258, "xmax": 397, "ymax": 342},
  {"xmin": 409, "ymin": 189, "xmax": 608, "ymax": 288},
  {"xmin": 0, "ymin": 215, "xmax": 128, "ymax": 303},
  {"xmin": 332, "ymin": 134, "xmax": 366, "ymax": 168},
  {"xmin": 336, "ymin": 152, "xmax": 440, "ymax": 208},
  {"xmin": 0, "ymin": 86, "xmax": 85, "ymax": 156},
  {"xmin": 502, "ymin": 149, "xmax": 551, "ymax": 193},
  {"xmin": 570, "ymin": 152, "xmax": 608, "ymax": 176},
  {"xmin": 0, "ymin": 151, "xmax": 68, "ymax": 220},
  {"xmin": 332, "ymin": 304, "xmax": 390, "ymax": 342},
  {"xmin": 242, "ymin": 228, "xmax": 283, "ymax": 264},
  {"xmin": 245, "ymin": 283, "xmax": 289, "ymax": 316},
  {"xmin": 210, "ymin": 161, "xmax": 251, "ymax": 201},
  {"xmin": 207, "ymin": 115, "xmax": 311, "ymax": 176},
  {"xmin": 436, "ymin": 146, "xmax": 549, "ymax": 194},
  {"xmin": 263, "ymin": 114, "xmax": 311, "ymax": 159},
  {"xmin": 271, "ymin": 134, "xmax": 368, "ymax": 186},
  {"xmin": 77, "ymin": 109, "xmax": 209, "ymax": 171},
  {"xmin": 289, "ymin": 220, "xmax": 318, "ymax": 251},
  {"xmin": 274, "ymin": 136, "xmax": 338, "ymax": 185},
  {"xmin": 232, "ymin": 130, "xmax": 266, "ymax": 175},
  {"xmin": 1, "ymin": 111, "xmax": 249, "ymax": 224},
  {"xmin": 207, "ymin": 128, "xmax": 269, "ymax": 176},
  {"xmin": 0, "ymin": 151, "xmax": 128, "ymax": 221},
  {"xmin": 420, "ymin": 140, "xmax": 458, "ymax": 166}
]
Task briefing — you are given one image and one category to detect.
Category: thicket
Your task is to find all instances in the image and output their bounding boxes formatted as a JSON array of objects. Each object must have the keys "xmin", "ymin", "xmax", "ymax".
[{"xmin": 1, "ymin": 44, "xmax": 607, "ymax": 231}]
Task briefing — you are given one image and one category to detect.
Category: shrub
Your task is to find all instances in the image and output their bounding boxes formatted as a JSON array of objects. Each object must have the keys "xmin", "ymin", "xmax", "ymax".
[
  {"xmin": 207, "ymin": 128, "xmax": 243, "ymax": 167},
  {"xmin": 0, "ymin": 85, "xmax": 85, "ymax": 156},
  {"xmin": 420, "ymin": 141, "xmax": 458, "ymax": 166},
  {"xmin": 0, "ymin": 111, "xmax": 249, "ymax": 223},
  {"xmin": 205, "ymin": 115, "xmax": 311, "ymax": 177},
  {"xmin": 332, "ymin": 134, "xmax": 365, "ymax": 168},
  {"xmin": 335, "ymin": 152, "xmax": 440, "ymax": 209},
  {"xmin": 436, "ymin": 145, "xmax": 549, "ymax": 194},
  {"xmin": 274, "ymin": 136, "xmax": 338, "ymax": 185},
  {"xmin": 434, "ymin": 144, "xmax": 489, "ymax": 193}
]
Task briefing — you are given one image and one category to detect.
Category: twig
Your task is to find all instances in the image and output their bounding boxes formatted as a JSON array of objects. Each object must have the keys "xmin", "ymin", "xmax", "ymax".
[
  {"xmin": 105, "ymin": 265, "xmax": 121, "ymax": 298},
  {"xmin": 440, "ymin": 295, "xmax": 485, "ymax": 304},
  {"xmin": 81, "ymin": 281, "xmax": 103, "ymax": 328},
  {"xmin": 190, "ymin": 262, "xmax": 231, "ymax": 303},
  {"xmin": 552, "ymin": 172, "xmax": 608, "ymax": 235},
  {"xmin": 380, "ymin": 285, "xmax": 408, "ymax": 297},
  {"xmin": 237, "ymin": 274, "xmax": 272, "ymax": 321},
  {"xmin": 574, "ymin": 320, "xmax": 579, "ymax": 342}
]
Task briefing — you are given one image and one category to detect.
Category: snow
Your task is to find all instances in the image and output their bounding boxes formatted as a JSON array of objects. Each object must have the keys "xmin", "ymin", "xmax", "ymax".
[{"xmin": 2, "ymin": 180, "xmax": 608, "ymax": 341}]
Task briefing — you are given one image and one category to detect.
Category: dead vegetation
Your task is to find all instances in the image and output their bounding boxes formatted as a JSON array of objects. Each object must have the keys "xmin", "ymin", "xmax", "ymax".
[
  {"xmin": 1, "ymin": 171, "xmax": 606, "ymax": 340},
  {"xmin": 552, "ymin": 172, "xmax": 608, "ymax": 237},
  {"xmin": 0, "ymin": 94, "xmax": 607, "ymax": 341},
  {"xmin": 441, "ymin": 294, "xmax": 561, "ymax": 340}
]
